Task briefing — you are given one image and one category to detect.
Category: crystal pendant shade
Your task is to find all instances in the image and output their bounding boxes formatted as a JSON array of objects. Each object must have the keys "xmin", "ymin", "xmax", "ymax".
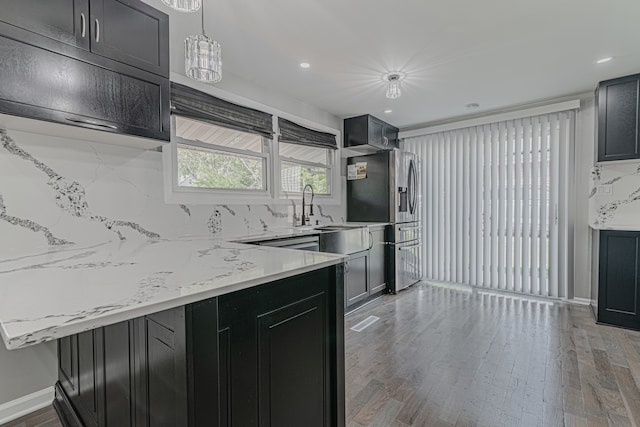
[
  {"xmin": 161, "ymin": 0, "xmax": 201, "ymax": 12},
  {"xmin": 386, "ymin": 74, "xmax": 402, "ymax": 99},
  {"xmin": 185, "ymin": 34, "xmax": 222, "ymax": 83}
]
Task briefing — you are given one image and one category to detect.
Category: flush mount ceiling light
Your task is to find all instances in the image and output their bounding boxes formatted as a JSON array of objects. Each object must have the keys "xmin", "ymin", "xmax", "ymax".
[
  {"xmin": 383, "ymin": 72, "xmax": 405, "ymax": 99},
  {"xmin": 185, "ymin": 0, "xmax": 222, "ymax": 83},
  {"xmin": 384, "ymin": 109, "xmax": 392, "ymax": 114},
  {"xmin": 596, "ymin": 56, "xmax": 614, "ymax": 64},
  {"xmin": 300, "ymin": 62, "xmax": 311, "ymax": 69},
  {"xmin": 162, "ymin": 0, "xmax": 201, "ymax": 12}
]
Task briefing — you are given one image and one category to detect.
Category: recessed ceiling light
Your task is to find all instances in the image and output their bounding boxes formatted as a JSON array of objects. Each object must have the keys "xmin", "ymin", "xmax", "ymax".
[
  {"xmin": 300, "ymin": 62, "xmax": 311, "ymax": 69},
  {"xmin": 596, "ymin": 57, "xmax": 614, "ymax": 64},
  {"xmin": 384, "ymin": 109, "xmax": 392, "ymax": 114},
  {"xmin": 466, "ymin": 103, "xmax": 480, "ymax": 109}
]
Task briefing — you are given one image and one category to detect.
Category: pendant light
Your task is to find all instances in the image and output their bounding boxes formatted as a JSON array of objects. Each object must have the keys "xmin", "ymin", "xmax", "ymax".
[
  {"xmin": 185, "ymin": 1, "xmax": 222, "ymax": 83},
  {"xmin": 161, "ymin": 0, "xmax": 201, "ymax": 13}
]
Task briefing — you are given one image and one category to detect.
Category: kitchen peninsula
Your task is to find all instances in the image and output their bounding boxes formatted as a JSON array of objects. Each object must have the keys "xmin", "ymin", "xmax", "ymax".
[{"xmin": 0, "ymin": 237, "xmax": 346, "ymax": 427}]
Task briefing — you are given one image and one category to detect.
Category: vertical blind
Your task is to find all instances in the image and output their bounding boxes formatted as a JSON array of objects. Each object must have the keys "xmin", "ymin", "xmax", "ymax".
[{"xmin": 404, "ymin": 111, "xmax": 575, "ymax": 298}]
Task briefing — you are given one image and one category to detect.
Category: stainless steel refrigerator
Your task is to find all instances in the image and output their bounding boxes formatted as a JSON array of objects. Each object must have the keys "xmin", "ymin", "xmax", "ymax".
[{"xmin": 347, "ymin": 149, "xmax": 422, "ymax": 292}]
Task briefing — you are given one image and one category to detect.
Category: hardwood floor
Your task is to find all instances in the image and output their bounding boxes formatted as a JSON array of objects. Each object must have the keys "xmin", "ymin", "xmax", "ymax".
[
  {"xmin": 4, "ymin": 282, "xmax": 640, "ymax": 427},
  {"xmin": 344, "ymin": 283, "xmax": 640, "ymax": 427}
]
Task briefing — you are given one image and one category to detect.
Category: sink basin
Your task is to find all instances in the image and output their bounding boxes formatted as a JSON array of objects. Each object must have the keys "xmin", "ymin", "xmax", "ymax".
[
  {"xmin": 314, "ymin": 224, "xmax": 365, "ymax": 231},
  {"xmin": 317, "ymin": 226, "xmax": 369, "ymax": 254}
]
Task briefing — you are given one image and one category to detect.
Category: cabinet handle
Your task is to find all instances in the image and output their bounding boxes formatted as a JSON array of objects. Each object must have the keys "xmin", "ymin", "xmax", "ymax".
[
  {"xmin": 345, "ymin": 260, "xmax": 350, "ymax": 273},
  {"xmin": 368, "ymin": 232, "xmax": 374, "ymax": 250},
  {"xmin": 80, "ymin": 13, "xmax": 86, "ymax": 38},
  {"xmin": 95, "ymin": 18, "xmax": 100, "ymax": 43},
  {"xmin": 66, "ymin": 117, "xmax": 118, "ymax": 130},
  {"xmin": 383, "ymin": 136, "xmax": 389, "ymax": 146}
]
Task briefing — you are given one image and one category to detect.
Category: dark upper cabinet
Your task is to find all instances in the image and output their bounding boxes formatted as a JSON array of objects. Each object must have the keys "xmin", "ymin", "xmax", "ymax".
[
  {"xmin": 0, "ymin": 36, "xmax": 169, "ymax": 140},
  {"xmin": 0, "ymin": 0, "xmax": 170, "ymax": 141},
  {"xmin": 0, "ymin": 0, "xmax": 90, "ymax": 51},
  {"xmin": 598, "ymin": 74, "xmax": 640, "ymax": 162},
  {"xmin": 89, "ymin": 0, "xmax": 169, "ymax": 77},
  {"xmin": 344, "ymin": 114, "xmax": 399, "ymax": 150},
  {"xmin": 598, "ymin": 231, "xmax": 640, "ymax": 330}
]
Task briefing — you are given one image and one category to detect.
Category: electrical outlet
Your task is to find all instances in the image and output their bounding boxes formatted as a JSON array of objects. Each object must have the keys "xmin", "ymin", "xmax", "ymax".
[{"xmin": 597, "ymin": 184, "xmax": 613, "ymax": 195}]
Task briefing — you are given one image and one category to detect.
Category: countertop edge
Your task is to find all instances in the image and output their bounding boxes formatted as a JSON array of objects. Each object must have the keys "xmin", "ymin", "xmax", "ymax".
[{"xmin": 2, "ymin": 253, "xmax": 347, "ymax": 350}]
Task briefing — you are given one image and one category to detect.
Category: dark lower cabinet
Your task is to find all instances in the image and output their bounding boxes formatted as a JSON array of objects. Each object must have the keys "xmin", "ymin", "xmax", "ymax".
[
  {"xmin": 55, "ymin": 265, "xmax": 345, "ymax": 427},
  {"xmin": 345, "ymin": 251, "xmax": 369, "ymax": 307},
  {"xmin": 598, "ymin": 231, "xmax": 640, "ymax": 329},
  {"xmin": 369, "ymin": 229, "xmax": 387, "ymax": 294}
]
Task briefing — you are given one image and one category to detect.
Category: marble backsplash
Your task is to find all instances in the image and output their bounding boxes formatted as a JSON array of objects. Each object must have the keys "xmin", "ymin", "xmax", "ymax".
[
  {"xmin": 589, "ymin": 161, "xmax": 640, "ymax": 229},
  {"xmin": 0, "ymin": 129, "xmax": 343, "ymax": 250}
]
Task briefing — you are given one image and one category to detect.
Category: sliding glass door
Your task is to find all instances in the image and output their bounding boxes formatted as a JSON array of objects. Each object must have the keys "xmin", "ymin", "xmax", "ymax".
[{"xmin": 405, "ymin": 111, "xmax": 574, "ymax": 298}]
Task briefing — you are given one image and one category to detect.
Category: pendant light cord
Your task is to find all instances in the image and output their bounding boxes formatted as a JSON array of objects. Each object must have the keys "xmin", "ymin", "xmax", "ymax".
[{"xmin": 201, "ymin": 0, "xmax": 206, "ymax": 36}]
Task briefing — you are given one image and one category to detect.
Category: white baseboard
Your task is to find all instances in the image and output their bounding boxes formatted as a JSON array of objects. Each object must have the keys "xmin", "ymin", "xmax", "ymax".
[
  {"xmin": 0, "ymin": 387, "xmax": 54, "ymax": 425},
  {"xmin": 568, "ymin": 297, "xmax": 592, "ymax": 306}
]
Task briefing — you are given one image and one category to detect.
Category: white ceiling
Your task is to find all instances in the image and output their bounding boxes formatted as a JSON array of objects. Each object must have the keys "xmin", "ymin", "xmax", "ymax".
[{"xmin": 144, "ymin": 0, "xmax": 640, "ymax": 129}]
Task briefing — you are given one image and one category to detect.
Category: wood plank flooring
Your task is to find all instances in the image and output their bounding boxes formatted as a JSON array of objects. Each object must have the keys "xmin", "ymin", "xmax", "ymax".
[{"xmin": 5, "ymin": 282, "xmax": 640, "ymax": 426}]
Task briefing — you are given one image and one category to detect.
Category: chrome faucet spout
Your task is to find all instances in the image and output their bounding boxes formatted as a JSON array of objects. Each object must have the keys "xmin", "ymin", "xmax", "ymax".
[{"xmin": 301, "ymin": 184, "xmax": 315, "ymax": 226}]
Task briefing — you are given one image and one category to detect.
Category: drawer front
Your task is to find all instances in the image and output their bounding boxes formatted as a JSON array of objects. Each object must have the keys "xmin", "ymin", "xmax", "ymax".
[{"xmin": 0, "ymin": 35, "xmax": 169, "ymax": 140}]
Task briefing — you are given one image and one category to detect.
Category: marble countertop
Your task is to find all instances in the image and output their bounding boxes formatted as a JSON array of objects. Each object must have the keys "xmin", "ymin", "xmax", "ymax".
[
  {"xmin": 590, "ymin": 224, "xmax": 640, "ymax": 232},
  {"xmin": 0, "ymin": 237, "xmax": 346, "ymax": 350}
]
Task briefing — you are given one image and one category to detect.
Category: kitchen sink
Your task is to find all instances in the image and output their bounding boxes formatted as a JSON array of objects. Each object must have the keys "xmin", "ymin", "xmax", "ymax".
[
  {"xmin": 314, "ymin": 224, "xmax": 364, "ymax": 231},
  {"xmin": 318, "ymin": 225, "xmax": 369, "ymax": 254}
]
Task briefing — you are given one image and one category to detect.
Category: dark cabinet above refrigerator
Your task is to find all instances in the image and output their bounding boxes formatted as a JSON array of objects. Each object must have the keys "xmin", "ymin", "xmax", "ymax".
[{"xmin": 344, "ymin": 114, "xmax": 399, "ymax": 152}]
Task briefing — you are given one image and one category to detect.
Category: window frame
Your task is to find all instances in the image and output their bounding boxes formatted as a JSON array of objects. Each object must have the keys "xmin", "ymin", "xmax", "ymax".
[
  {"xmin": 164, "ymin": 115, "xmax": 274, "ymax": 205},
  {"xmin": 275, "ymin": 140, "xmax": 336, "ymax": 199},
  {"xmin": 163, "ymin": 83, "xmax": 342, "ymax": 206}
]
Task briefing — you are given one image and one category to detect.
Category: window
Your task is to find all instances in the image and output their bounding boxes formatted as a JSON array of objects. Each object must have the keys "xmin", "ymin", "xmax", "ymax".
[
  {"xmin": 174, "ymin": 116, "xmax": 270, "ymax": 193},
  {"xmin": 278, "ymin": 142, "xmax": 332, "ymax": 195}
]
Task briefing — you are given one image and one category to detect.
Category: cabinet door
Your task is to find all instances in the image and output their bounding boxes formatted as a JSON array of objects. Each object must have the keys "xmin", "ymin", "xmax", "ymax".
[
  {"xmin": 598, "ymin": 231, "xmax": 640, "ymax": 329},
  {"xmin": 369, "ymin": 229, "xmax": 387, "ymax": 294},
  {"xmin": 368, "ymin": 117, "xmax": 385, "ymax": 148},
  {"xmin": 0, "ymin": 0, "xmax": 89, "ymax": 50},
  {"xmin": 0, "ymin": 35, "xmax": 170, "ymax": 141},
  {"xmin": 218, "ymin": 269, "xmax": 334, "ymax": 427},
  {"xmin": 89, "ymin": 0, "xmax": 169, "ymax": 77},
  {"xmin": 598, "ymin": 75, "xmax": 640, "ymax": 161},
  {"xmin": 345, "ymin": 251, "xmax": 369, "ymax": 307},
  {"xmin": 384, "ymin": 124, "xmax": 399, "ymax": 149}
]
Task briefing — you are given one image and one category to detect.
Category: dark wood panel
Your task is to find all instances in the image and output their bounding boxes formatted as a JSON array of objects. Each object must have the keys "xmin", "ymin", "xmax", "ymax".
[
  {"xmin": 89, "ymin": 0, "xmax": 169, "ymax": 77},
  {"xmin": 599, "ymin": 231, "xmax": 640, "ymax": 329},
  {"xmin": 185, "ymin": 299, "xmax": 221, "ymax": 427},
  {"xmin": 598, "ymin": 75, "xmax": 640, "ymax": 161},
  {"xmin": 75, "ymin": 331, "xmax": 101, "ymax": 427},
  {"xmin": 0, "ymin": 35, "xmax": 169, "ymax": 141},
  {"xmin": 103, "ymin": 322, "xmax": 133, "ymax": 427},
  {"xmin": 257, "ymin": 293, "xmax": 328, "ymax": 427},
  {"xmin": 145, "ymin": 317, "xmax": 188, "ymax": 427},
  {"xmin": 0, "ymin": 0, "xmax": 89, "ymax": 50}
]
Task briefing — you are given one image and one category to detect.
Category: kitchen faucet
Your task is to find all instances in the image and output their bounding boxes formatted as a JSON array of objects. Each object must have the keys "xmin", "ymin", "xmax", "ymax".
[{"xmin": 301, "ymin": 184, "xmax": 314, "ymax": 226}]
